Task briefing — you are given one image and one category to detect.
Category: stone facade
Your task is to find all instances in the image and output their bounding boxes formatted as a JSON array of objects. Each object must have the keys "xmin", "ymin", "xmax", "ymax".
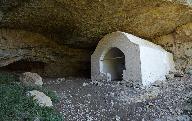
[{"xmin": 92, "ymin": 32, "xmax": 175, "ymax": 86}]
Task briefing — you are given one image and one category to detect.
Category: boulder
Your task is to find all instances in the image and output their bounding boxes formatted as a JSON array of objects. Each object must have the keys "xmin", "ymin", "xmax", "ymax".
[
  {"xmin": 27, "ymin": 90, "xmax": 53, "ymax": 107},
  {"xmin": 19, "ymin": 72, "xmax": 43, "ymax": 86}
]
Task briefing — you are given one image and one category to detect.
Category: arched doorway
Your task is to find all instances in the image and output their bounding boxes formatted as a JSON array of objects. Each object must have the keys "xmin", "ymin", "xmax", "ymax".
[{"xmin": 100, "ymin": 47, "xmax": 125, "ymax": 81}]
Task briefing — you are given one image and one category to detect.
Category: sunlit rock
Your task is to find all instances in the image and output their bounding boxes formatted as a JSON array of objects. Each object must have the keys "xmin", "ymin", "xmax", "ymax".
[{"xmin": 27, "ymin": 90, "xmax": 53, "ymax": 107}]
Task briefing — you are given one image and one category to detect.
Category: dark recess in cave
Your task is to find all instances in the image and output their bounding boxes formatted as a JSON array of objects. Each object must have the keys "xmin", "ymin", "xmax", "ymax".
[
  {"xmin": 0, "ymin": 60, "xmax": 46, "ymax": 76},
  {"xmin": 0, "ymin": 59, "xmax": 91, "ymax": 78}
]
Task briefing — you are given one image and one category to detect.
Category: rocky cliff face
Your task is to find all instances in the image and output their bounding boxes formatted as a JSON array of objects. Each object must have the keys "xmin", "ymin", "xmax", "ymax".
[
  {"xmin": 1, "ymin": 0, "xmax": 192, "ymax": 48},
  {"xmin": 0, "ymin": 0, "xmax": 191, "ymax": 77},
  {"xmin": 153, "ymin": 23, "xmax": 192, "ymax": 72},
  {"xmin": 0, "ymin": 28, "xmax": 90, "ymax": 77}
]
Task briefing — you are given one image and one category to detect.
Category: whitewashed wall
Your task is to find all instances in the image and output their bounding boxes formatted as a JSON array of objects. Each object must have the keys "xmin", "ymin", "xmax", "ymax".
[{"xmin": 92, "ymin": 31, "xmax": 175, "ymax": 87}]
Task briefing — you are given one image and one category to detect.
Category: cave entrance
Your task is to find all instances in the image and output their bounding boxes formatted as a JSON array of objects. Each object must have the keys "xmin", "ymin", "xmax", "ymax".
[
  {"xmin": 0, "ymin": 59, "xmax": 46, "ymax": 76},
  {"xmin": 100, "ymin": 47, "xmax": 125, "ymax": 81}
]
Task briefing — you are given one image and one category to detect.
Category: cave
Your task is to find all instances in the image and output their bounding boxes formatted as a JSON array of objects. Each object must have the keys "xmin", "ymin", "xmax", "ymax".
[
  {"xmin": 0, "ymin": 59, "xmax": 46, "ymax": 76},
  {"xmin": 101, "ymin": 47, "xmax": 125, "ymax": 81}
]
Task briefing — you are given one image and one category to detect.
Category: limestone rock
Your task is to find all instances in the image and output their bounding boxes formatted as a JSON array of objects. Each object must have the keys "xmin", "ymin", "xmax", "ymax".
[
  {"xmin": 27, "ymin": 90, "xmax": 53, "ymax": 107},
  {"xmin": 20, "ymin": 72, "xmax": 43, "ymax": 86},
  {"xmin": 0, "ymin": 28, "xmax": 90, "ymax": 77},
  {"xmin": 153, "ymin": 23, "xmax": 192, "ymax": 72},
  {"xmin": 0, "ymin": 0, "xmax": 192, "ymax": 49}
]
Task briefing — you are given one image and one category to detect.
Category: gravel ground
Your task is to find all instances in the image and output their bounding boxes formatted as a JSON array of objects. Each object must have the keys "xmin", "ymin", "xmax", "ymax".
[{"xmin": 44, "ymin": 75, "xmax": 192, "ymax": 121}]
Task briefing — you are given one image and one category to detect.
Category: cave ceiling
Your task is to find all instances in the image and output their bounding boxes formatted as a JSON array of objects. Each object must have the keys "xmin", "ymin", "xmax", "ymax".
[{"xmin": 0, "ymin": 0, "xmax": 192, "ymax": 50}]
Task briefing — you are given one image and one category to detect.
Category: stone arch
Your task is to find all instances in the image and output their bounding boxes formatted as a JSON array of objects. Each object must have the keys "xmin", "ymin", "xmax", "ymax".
[{"xmin": 91, "ymin": 31, "xmax": 141, "ymax": 84}]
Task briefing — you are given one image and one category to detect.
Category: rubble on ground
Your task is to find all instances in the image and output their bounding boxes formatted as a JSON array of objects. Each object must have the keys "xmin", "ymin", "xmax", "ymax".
[{"xmin": 44, "ymin": 74, "xmax": 192, "ymax": 120}]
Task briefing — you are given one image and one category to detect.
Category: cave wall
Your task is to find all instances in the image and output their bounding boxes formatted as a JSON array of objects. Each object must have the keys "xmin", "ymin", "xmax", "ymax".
[
  {"xmin": 0, "ymin": 0, "xmax": 191, "ymax": 77},
  {"xmin": 0, "ymin": 59, "xmax": 46, "ymax": 74},
  {"xmin": 0, "ymin": 28, "xmax": 91, "ymax": 77},
  {"xmin": 153, "ymin": 23, "xmax": 192, "ymax": 72},
  {"xmin": 0, "ymin": 25, "xmax": 191, "ymax": 77}
]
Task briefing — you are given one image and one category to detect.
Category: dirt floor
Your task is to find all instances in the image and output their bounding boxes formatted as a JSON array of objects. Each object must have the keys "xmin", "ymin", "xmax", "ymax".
[{"xmin": 44, "ymin": 75, "xmax": 192, "ymax": 121}]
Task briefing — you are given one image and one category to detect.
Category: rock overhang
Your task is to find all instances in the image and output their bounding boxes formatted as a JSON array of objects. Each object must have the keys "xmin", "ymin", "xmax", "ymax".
[{"xmin": 0, "ymin": 0, "xmax": 191, "ymax": 50}]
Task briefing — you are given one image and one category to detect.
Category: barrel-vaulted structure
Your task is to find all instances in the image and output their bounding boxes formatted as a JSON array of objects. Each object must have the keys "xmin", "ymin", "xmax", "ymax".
[{"xmin": 91, "ymin": 31, "xmax": 175, "ymax": 87}]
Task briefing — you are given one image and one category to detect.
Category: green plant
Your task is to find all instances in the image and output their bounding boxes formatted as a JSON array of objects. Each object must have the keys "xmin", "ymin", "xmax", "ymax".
[
  {"xmin": 0, "ymin": 71, "xmax": 60, "ymax": 102},
  {"xmin": 0, "ymin": 83, "xmax": 63, "ymax": 121},
  {"xmin": 0, "ymin": 72, "xmax": 19, "ymax": 84}
]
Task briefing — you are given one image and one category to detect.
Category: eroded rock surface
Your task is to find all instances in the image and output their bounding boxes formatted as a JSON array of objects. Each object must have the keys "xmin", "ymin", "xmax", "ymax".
[
  {"xmin": 153, "ymin": 23, "xmax": 192, "ymax": 72},
  {"xmin": 20, "ymin": 72, "xmax": 43, "ymax": 86},
  {"xmin": 0, "ymin": 28, "xmax": 91, "ymax": 77},
  {"xmin": 0, "ymin": 0, "xmax": 192, "ymax": 49}
]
